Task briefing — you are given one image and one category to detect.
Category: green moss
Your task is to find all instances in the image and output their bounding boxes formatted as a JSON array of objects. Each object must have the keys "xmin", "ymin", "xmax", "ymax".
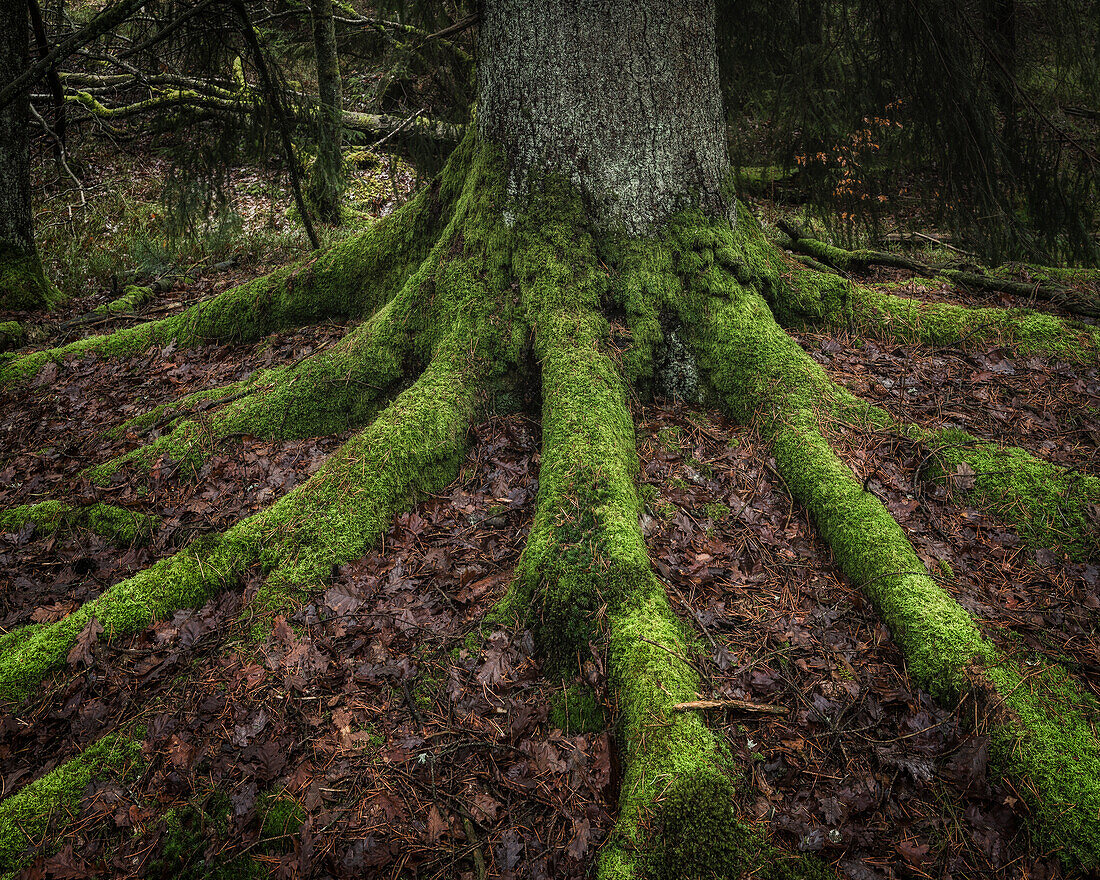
[
  {"xmin": 0, "ymin": 624, "xmax": 42, "ymax": 657},
  {"xmin": 258, "ymin": 794, "xmax": 305, "ymax": 853},
  {"xmin": 94, "ymin": 284, "xmax": 153, "ymax": 317},
  {"xmin": 0, "ymin": 245, "xmax": 60, "ymax": 312},
  {"xmin": 919, "ymin": 427, "xmax": 1100, "ymax": 562},
  {"xmin": 549, "ymin": 685, "xmax": 606, "ymax": 734},
  {"xmin": 0, "ymin": 733, "xmax": 143, "ymax": 876},
  {"xmin": 0, "ymin": 500, "xmax": 156, "ymax": 547},
  {"xmin": 150, "ymin": 796, "xmax": 261, "ymax": 880},
  {"xmin": 984, "ymin": 663, "xmax": 1100, "ymax": 868},
  {"xmin": 773, "ymin": 257, "xmax": 1099, "ymax": 361},
  {"xmin": 0, "ymin": 322, "xmax": 24, "ymax": 353},
  {"xmin": 704, "ymin": 502, "xmax": 731, "ymax": 521}
]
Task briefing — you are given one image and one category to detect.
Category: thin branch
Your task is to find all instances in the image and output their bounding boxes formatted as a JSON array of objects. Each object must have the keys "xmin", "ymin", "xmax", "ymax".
[
  {"xmin": 28, "ymin": 101, "xmax": 86, "ymax": 208},
  {"xmin": 231, "ymin": 0, "xmax": 319, "ymax": 249}
]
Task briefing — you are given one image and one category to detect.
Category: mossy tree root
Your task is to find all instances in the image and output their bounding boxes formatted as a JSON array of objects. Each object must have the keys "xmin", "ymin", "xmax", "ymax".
[
  {"xmin": 778, "ymin": 227, "xmax": 1100, "ymax": 319},
  {"xmin": 0, "ymin": 733, "xmax": 143, "ymax": 877},
  {"xmin": 80, "ymin": 135, "xmax": 505, "ymax": 486},
  {"xmin": 676, "ymin": 259, "xmax": 1100, "ymax": 869},
  {"xmin": 0, "ymin": 338, "xmax": 486, "ymax": 703},
  {"xmin": 731, "ymin": 215, "xmax": 1100, "ymax": 362},
  {"xmin": 898, "ymin": 425, "xmax": 1100, "ymax": 562},
  {"xmin": 83, "ymin": 288, "xmax": 423, "ymax": 484},
  {"xmin": 503, "ymin": 314, "xmax": 754, "ymax": 880},
  {"xmin": 0, "ymin": 170, "xmax": 456, "ymax": 388},
  {"xmin": 0, "ymin": 500, "xmax": 156, "ymax": 547},
  {"xmin": 497, "ymin": 204, "xmax": 821, "ymax": 880}
]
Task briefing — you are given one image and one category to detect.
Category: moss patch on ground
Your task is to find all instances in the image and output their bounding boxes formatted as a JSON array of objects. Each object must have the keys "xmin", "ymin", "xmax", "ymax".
[{"xmin": 0, "ymin": 500, "xmax": 157, "ymax": 547}]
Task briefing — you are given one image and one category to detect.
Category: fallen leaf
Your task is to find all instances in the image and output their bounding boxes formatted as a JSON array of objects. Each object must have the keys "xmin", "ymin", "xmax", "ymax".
[{"xmin": 67, "ymin": 617, "xmax": 104, "ymax": 666}]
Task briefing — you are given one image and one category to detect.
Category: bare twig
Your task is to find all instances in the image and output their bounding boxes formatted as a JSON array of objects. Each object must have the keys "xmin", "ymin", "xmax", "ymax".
[{"xmin": 672, "ymin": 699, "xmax": 789, "ymax": 716}]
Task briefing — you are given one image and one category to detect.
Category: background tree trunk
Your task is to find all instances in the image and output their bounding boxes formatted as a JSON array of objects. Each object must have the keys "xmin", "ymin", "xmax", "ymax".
[
  {"xmin": 1, "ymin": 0, "xmax": 54, "ymax": 310},
  {"xmin": 477, "ymin": 0, "xmax": 730, "ymax": 234},
  {"xmin": 308, "ymin": 0, "xmax": 344, "ymax": 224}
]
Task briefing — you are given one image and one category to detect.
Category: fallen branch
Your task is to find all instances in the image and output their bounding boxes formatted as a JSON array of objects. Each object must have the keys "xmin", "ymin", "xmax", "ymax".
[{"xmin": 672, "ymin": 699, "xmax": 789, "ymax": 716}]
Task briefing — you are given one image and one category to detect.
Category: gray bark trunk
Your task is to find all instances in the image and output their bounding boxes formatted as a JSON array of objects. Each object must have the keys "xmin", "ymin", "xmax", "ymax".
[
  {"xmin": 1, "ymin": 0, "xmax": 36, "ymax": 258},
  {"xmin": 308, "ymin": 0, "xmax": 344, "ymax": 223},
  {"xmin": 477, "ymin": 0, "xmax": 730, "ymax": 234},
  {"xmin": 0, "ymin": 0, "xmax": 52, "ymax": 309}
]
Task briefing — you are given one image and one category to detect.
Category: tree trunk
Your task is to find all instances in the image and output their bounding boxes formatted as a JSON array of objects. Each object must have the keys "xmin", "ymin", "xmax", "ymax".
[
  {"xmin": 0, "ymin": 0, "xmax": 55, "ymax": 311},
  {"xmin": 307, "ymin": 0, "xmax": 344, "ymax": 224},
  {"xmin": 477, "ymin": 0, "xmax": 731, "ymax": 234}
]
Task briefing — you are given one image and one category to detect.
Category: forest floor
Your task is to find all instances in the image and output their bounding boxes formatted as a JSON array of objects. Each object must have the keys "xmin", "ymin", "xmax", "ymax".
[{"xmin": 0, "ymin": 163, "xmax": 1098, "ymax": 880}]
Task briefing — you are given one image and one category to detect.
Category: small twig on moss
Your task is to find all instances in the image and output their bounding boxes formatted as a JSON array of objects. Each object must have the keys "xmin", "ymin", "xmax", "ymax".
[{"xmin": 672, "ymin": 699, "xmax": 788, "ymax": 716}]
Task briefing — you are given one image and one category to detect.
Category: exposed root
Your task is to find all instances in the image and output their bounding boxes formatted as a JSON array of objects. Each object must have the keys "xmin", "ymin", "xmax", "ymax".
[
  {"xmin": 84, "ymin": 291, "xmax": 419, "ymax": 483},
  {"xmin": 0, "ymin": 733, "xmax": 143, "ymax": 875},
  {"xmin": 671, "ymin": 227, "xmax": 1100, "ymax": 868},
  {"xmin": 779, "ymin": 226, "xmax": 1100, "ymax": 319},
  {"xmin": 0, "ymin": 499, "xmax": 156, "ymax": 547},
  {"xmin": 0, "ymin": 170, "xmax": 455, "ymax": 387},
  {"xmin": 905, "ymin": 425, "xmax": 1100, "ymax": 562},
  {"xmin": 722, "ymin": 213, "xmax": 1100, "ymax": 362},
  {"xmin": 0, "ymin": 340, "xmax": 485, "ymax": 703}
]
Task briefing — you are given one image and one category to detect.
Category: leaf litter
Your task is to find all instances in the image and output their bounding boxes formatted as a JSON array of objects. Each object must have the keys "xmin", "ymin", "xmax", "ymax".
[{"xmin": 0, "ymin": 267, "xmax": 1097, "ymax": 878}]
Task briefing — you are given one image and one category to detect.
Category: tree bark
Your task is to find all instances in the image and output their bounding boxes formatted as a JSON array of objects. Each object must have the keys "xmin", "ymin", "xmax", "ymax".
[
  {"xmin": 308, "ymin": 0, "xmax": 344, "ymax": 224},
  {"xmin": 476, "ymin": 0, "xmax": 730, "ymax": 234},
  {"xmin": 0, "ymin": 0, "xmax": 54, "ymax": 310}
]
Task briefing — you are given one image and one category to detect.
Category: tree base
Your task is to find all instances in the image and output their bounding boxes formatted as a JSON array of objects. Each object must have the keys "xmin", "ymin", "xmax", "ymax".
[
  {"xmin": 2, "ymin": 132, "xmax": 1099, "ymax": 876},
  {"xmin": 0, "ymin": 246, "xmax": 59, "ymax": 312}
]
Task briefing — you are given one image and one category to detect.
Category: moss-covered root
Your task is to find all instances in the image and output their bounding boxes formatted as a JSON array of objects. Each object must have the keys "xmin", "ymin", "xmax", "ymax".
[
  {"xmin": 0, "ymin": 732, "xmax": 143, "ymax": 877},
  {"xmin": 0, "ymin": 500, "xmax": 156, "ymax": 547},
  {"xmin": 784, "ymin": 263, "xmax": 1099, "ymax": 361},
  {"xmin": 0, "ymin": 245, "xmax": 60, "ymax": 313},
  {"xmin": 500, "ymin": 213, "xmax": 810, "ymax": 879},
  {"xmin": 907, "ymin": 425, "xmax": 1100, "ymax": 562},
  {"xmin": 505, "ymin": 325, "xmax": 740, "ymax": 879},
  {"xmin": 732, "ymin": 216, "xmax": 1100, "ymax": 362},
  {"xmin": 94, "ymin": 284, "xmax": 154, "ymax": 318},
  {"xmin": 0, "ymin": 321, "xmax": 24, "ymax": 353},
  {"xmin": 0, "ymin": 342, "xmax": 485, "ymax": 704},
  {"xmin": 681, "ymin": 279, "xmax": 1100, "ymax": 869},
  {"xmin": 83, "ymin": 292, "xmax": 419, "ymax": 484},
  {"xmin": 0, "ymin": 171, "xmax": 454, "ymax": 388}
]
